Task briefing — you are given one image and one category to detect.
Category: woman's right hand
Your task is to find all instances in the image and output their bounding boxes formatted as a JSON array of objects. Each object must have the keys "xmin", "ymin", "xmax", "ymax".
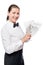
[{"xmin": 21, "ymin": 33, "xmax": 31, "ymax": 43}]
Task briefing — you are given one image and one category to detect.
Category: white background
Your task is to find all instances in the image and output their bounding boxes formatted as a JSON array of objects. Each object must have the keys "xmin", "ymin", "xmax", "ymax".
[{"xmin": 0, "ymin": 0, "xmax": 43, "ymax": 65}]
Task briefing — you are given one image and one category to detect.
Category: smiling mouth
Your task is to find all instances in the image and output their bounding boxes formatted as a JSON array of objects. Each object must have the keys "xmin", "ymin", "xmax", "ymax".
[{"xmin": 13, "ymin": 17, "xmax": 18, "ymax": 20}]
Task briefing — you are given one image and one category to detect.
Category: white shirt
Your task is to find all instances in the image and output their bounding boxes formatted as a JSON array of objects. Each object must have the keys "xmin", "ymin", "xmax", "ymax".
[{"xmin": 1, "ymin": 20, "xmax": 25, "ymax": 54}]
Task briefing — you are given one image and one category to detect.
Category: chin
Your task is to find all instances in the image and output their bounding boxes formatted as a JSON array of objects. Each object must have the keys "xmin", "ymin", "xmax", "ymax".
[
  {"xmin": 12, "ymin": 19, "xmax": 16, "ymax": 22},
  {"xmin": 13, "ymin": 21, "xmax": 16, "ymax": 23}
]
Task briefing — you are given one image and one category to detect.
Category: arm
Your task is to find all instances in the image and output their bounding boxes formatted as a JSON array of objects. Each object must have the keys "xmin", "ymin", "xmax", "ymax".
[{"xmin": 1, "ymin": 28, "xmax": 23, "ymax": 54}]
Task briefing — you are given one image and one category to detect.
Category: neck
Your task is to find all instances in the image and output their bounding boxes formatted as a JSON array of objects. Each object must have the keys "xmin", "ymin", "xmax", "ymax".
[{"xmin": 9, "ymin": 20, "xmax": 16, "ymax": 24}]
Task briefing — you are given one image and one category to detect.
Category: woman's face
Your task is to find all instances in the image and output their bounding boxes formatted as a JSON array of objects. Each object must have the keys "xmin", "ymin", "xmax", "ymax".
[{"xmin": 8, "ymin": 8, "xmax": 20, "ymax": 23}]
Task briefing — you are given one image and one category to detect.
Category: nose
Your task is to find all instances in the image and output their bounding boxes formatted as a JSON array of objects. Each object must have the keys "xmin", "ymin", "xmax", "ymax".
[
  {"xmin": 14, "ymin": 13, "xmax": 17, "ymax": 16},
  {"xmin": 14, "ymin": 14, "xmax": 19, "ymax": 20}
]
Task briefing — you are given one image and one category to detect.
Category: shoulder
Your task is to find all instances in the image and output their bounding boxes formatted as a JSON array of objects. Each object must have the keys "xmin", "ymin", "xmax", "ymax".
[{"xmin": 1, "ymin": 22, "xmax": 10, "ymax": 33}]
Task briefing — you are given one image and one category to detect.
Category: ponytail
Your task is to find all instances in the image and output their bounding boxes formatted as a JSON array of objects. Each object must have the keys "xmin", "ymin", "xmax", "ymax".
[{"xmin": 6, "ymin": 16, "xmax": 9, "ymax": 20}]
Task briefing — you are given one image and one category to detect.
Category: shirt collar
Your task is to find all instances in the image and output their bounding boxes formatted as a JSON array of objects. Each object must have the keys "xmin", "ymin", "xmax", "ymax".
[
  {"xmin": 7, "ymin": 20, "xmax": 19, "ymax": 28},
  {"xmin": 7, "ymin": 20, "xmax": 14, "ymax": 25}
]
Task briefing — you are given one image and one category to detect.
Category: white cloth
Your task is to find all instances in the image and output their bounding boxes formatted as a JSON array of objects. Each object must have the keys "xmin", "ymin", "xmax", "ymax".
[
  {"xmin": 26, "ymin": 20, "xmax": 41, "ymax": 36},
  {"xmin": 1, "ymin": 20, "xmax": 25, "ymax": 54}
]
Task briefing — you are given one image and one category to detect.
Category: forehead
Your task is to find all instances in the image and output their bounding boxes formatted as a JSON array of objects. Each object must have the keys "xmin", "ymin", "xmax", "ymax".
[{"xmin": 10, "ymin": 8, "xmax": 20, "ymax": 12}]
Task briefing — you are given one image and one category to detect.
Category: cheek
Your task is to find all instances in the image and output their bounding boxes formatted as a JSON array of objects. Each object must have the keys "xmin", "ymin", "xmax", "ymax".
[
  {"xmin": 9, "ymin": 13, "xmax": 13, "ymax": 18},
  {"xmin": 17, "ymin": 15, "xmax": 19, "ymax": 18},
  {"xmin": 17, "ymin": 15, "xmax": 20, "ymax": 18},
  {"xmin": 16, "ymin": 15, "xmax": 19, "ymax": 19}
]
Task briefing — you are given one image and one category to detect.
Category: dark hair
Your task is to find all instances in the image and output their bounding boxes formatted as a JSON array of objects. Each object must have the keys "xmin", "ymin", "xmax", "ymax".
[{"xmin": 6, "ymin": 4, "xmax": 20, "ymax": 20}]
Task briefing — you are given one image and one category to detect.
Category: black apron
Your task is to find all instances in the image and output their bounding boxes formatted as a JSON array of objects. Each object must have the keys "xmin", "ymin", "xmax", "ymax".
[{"xmin": 4, "ymin": 49, "xmax": 24, "ymax": 65}]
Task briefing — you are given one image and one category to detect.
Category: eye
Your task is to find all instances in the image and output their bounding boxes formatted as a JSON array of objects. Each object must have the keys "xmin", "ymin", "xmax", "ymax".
[{"xmin": 17, "ymin": 12, "xmax": 19, "ymax": 15}]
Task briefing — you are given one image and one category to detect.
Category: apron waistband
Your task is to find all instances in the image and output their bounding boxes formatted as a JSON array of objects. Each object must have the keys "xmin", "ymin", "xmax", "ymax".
[{"xmin": 5, "ymin": 49, "xmax": 23, "ymax": 56}]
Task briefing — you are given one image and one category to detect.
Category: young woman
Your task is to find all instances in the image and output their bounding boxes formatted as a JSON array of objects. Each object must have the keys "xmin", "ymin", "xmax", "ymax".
[{"xmin": 1, "ymin": 4, "xmax": 31, "ymax": 65}]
